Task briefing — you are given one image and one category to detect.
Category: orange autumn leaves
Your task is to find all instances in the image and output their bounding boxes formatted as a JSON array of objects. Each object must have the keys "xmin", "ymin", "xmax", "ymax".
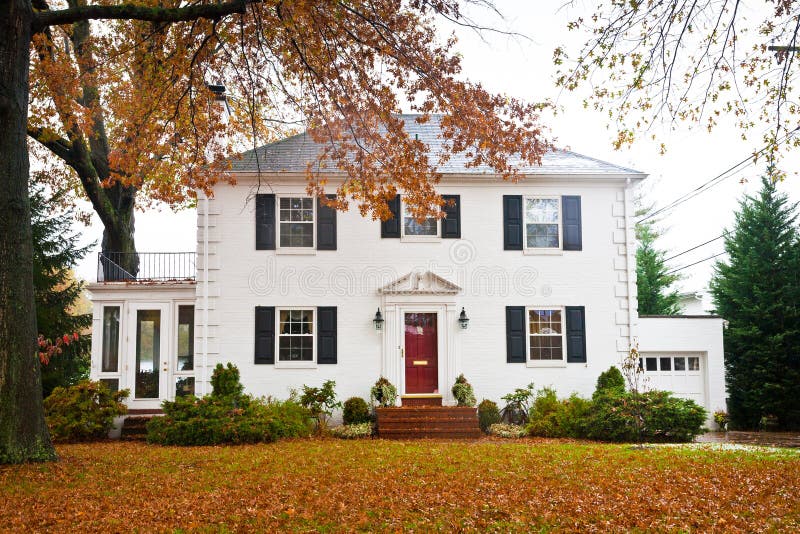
[
  {"xmin": 28, "ymin": 1, "xmax": 550, "ymax": 220},
  {"xmin": 1, "ymin": 440, "xmax": 799, "ymax": 532}
]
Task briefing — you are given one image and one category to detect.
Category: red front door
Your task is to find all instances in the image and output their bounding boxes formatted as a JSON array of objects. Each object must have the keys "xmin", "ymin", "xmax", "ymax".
[{"xmin": 404, "ymin": 313, "xmax": 438, "ymax": 393}]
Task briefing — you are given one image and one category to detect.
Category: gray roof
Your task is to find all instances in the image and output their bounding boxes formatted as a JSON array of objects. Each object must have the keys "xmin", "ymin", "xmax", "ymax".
[{"xmin": 228, "ymin": 114, "xmax": 645, "ymax": 177}]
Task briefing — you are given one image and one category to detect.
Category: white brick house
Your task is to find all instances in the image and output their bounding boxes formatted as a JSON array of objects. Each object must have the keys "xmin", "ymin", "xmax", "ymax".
[{"xmin": 87, "ymin": 115, "xmax": 726, "ymax": 421}]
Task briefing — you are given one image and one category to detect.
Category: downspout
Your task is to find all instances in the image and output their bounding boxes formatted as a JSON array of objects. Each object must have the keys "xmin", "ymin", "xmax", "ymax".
[{"xmin": 202, "ymin": 193, "xmax": 210, "ymax": 395}]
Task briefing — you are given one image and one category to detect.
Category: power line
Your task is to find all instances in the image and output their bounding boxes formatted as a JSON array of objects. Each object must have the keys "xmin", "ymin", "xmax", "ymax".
[
  {"xmin": 664, "ymin": 234, "xmax": 725, "ymax": 262},
  {"xmin": 666, "ymin": 252, "xmax": 727, "ymax": 275},
  {"xmin": 638, "ymin": 127, "xmax": 800, "ymax": 224}
]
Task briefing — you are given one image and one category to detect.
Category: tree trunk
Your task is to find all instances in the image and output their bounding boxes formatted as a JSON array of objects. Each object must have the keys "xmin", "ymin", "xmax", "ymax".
[
  {"xmin": 0, "ymin": 0, "xmax": 57, "ymax": 463},
  {"xmin": 98, "ymin": 184, "xmax": 139, "ymax": 280}
]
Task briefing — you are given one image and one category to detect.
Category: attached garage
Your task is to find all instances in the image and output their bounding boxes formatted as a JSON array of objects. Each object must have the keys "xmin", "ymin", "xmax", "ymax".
[
  {"xmin": 636, "ymin": 316, "xmax": 726, "ymax": 423},
  {"xmin": 639, "ymin": 352, "xmax": 705, "ymax": 406}
]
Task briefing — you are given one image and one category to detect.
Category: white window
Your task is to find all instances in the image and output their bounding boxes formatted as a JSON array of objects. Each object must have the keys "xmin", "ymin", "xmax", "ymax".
[
  {"xmin": 278, "ymin": 197, "xmax": 315, "ymax": 249},
  {"xmin": 402, "ymin": 203, "xmax": 439, "ymax": 238},
  {"xmin": 527, "ymin": 307, "xmax": 566, "ymax": 365},
  {"xmin": 524, "ymin": 196, "xmax": 561, "ymax": 249},
  {"xmin": 175, "ymin": 304, "xmax": 195, "ymax": 397},
  {"xmin": 277, "ymin": 308, "xmax": 315, "ymax": 365}
]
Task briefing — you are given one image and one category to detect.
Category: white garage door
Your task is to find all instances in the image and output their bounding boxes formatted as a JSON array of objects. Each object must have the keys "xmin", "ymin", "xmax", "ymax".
[{"xmin": 639, "ymin": 353, "xmax": 706, "ymax": 406}]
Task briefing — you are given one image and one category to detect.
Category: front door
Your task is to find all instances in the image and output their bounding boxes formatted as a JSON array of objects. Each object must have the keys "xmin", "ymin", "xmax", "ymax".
[
  {"xmin": 404, "ymin": 313, "xmax": 438, "ymax": 393},
  {"xmin": 127, "ymin": 303, "xmax": 170, "ymax": 407}
]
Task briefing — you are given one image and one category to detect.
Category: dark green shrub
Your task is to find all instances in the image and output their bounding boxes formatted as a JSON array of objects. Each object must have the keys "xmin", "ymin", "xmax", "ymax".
[
  {"xmin": 451, "ymin": 374, "xmax": 477, "ymax": 407},
  {"xmin": 343, "ymin": 397, "xmax": 371, "ymax": 425},
  {"xmin": 640, "ymin": 390, "xmax": 707, "ymax": 442},
  {"xmin": 526, "ymin": 387, "xmax": 561, "ymax": 437},
  {"xmin": 44, "ymin": 380, "xmax": 129, "ymax": 442},
  {"xmin": 477, "ymin": 399, "xmax": 501, "ymax": 433},
  {"xmin": 584, "ymin": 391, "xmax": 640, "ymax": 442},
  {"xmin": 594, "ymin": 366, "xmax": 625, "ymax": 397},
  {"xmin": 211, "ymin": 362, "xmax": 244, "ymax": 397},
  {"xmin": 147, "ymin": 395, "xmax": 313, "ymax": 445}
]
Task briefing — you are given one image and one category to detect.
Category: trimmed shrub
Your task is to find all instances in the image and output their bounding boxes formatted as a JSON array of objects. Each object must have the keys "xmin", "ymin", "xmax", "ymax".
[
  {"xmin": 211, "ymin": 363, "xmax": 243, "ymax": 398},
  {"xmin": 640, "ymin": 390, "xmax": 707, "ymax": 442},
  {"xmin": 594, "ymin": 366, "xmax": 625, "ymax": 397},
  {"xmin": 330, "ymin": 422, "xmax": 373, "ymax": 439},
  {"xmin": 477, "ymin": 399, "xmax": 501, "ymax": 433},
  {"xmin": 147, "ymin": 395, "xmax": 313, "ymax": 445},
  {"xmin": 451, "ymin": 374, "xmax": 477, "ymax": 407},
  {"xmin": 370, "ymin": 376, "xmax": 398, "ymax": 407},
  {"xmin": 44, "ymin": 380, "xmax": 129, "ymax": 442},
  {"xmin": 343, "ymin": 397, "xmax": 371, "ymax": 425},
  {"xmin": 147, "ymin": 363, "xmax": 314, "ymax": 445}
]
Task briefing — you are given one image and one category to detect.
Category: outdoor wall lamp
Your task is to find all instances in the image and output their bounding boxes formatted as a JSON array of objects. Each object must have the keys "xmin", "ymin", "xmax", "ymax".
[
  {"xmin": 373, "ymin": 308, "xmax": 384, "ymax": 332},
  {"xmin": 458, "ymin": 307, "xmax": 470, "ymax": 330}
]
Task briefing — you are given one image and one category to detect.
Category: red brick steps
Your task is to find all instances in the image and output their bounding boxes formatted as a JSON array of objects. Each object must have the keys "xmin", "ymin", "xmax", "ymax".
[{"xmin": 376, "ymin": 406, "xmax": 481, "ymax": 439}]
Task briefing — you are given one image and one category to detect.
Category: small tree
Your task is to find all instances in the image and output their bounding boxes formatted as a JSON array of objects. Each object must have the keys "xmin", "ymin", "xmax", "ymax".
[
  {"xmin": 299, "ymin": 380, "xmax": 342, "ymax": 432},
  {"xmin": 636, "ymin": 222, "xmax": 681, "ymax": 315},
  {"xmin": 711, "ymin": 177, "xmax": 800, "ymax": 430},
  {"xmin": 620, "ymin": 344, "xmax": 649, "ymax": 445},
  {"xmin": 31, "ymin": 186, "xmax": 92, "ymax": 397}
]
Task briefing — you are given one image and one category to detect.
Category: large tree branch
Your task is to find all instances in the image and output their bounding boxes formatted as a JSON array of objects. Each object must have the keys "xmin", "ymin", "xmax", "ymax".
[
  {"xmin": 27, "ymin": 126, "xmax": 74, "ymax": 164},
  {"xmin": 32, "ymin": 0, "xmax": 253, "ymax": 33}
]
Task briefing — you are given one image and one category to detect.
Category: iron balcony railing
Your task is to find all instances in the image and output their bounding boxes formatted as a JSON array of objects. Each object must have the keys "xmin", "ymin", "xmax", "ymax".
[{"xmin": 97, "ymin": 252, "xmax": 196, "ymax": 282}]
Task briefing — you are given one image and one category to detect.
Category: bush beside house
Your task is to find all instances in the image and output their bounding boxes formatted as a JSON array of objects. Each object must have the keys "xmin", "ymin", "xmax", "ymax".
[
  {"xmin": 147, "ymin": 364, "xmax": 313, "ymax": 445},
  {"xmin": 44, "ymin": 380, "xmax": 128, "ymax": 442}
]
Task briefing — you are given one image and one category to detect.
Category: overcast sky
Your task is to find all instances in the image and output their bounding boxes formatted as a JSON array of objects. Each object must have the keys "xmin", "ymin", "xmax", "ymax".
[{"xmin": 72, "ymin": 1, "xmax": 800, "ymax": 294}]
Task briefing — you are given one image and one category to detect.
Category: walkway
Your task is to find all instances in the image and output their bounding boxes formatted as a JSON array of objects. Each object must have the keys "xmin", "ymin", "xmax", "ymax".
[{"xmin": 697, "ymin": 431, "xmax": 800, "ymax": 448}]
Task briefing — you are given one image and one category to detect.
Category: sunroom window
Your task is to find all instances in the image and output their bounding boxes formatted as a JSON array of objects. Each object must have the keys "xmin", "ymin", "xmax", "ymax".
[{"xmin": 101, "ymin": 306, "xmax": 120, "ymax": 372}]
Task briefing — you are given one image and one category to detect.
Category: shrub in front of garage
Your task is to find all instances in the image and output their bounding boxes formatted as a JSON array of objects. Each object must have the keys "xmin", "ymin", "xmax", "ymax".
[{"xmin": 525, "ymin": 366, "xmax": 707, "ymax": 443}]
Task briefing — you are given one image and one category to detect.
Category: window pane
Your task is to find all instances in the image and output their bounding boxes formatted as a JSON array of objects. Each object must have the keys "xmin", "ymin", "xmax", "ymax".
[
  {"xmin": 135, "ymin": 310, "xmax": 160, "ymax": 399},
  {"xmin": 176, "ymin": 376, "xmax": 195, "ymax": 397},
  {"xmin": 101, "ymin": 306, "xmax": 120, "ymax": 372},
  {"xmin": 526, "ymin": 224, "xmax": 559, "ymax": 248},
  {"xmin": 404, "ymin": 216, "xmax": 438, "ymax": 236},
  {"xmin": 529, "ymin": 309, "xmax": 561, "ymax": 334},
  {"xmin": 529, "ymin": 335, "xmax": 562, "ymax": 361},
  {"xmin": 660, "ymin": 357, "xmax": 672, "ymax": 371},
  {"xmin": 99, "ymin": 378, "xmax": 119, "ymax": 393},
  {"xmin": 278, "ymin": 309, "xmax": 314, "ymax": 362},
  {"xmin": 688, "ymin": 357, "xmax": 700, "ymax": 371},
  {"xmin": 177, "ymin": 306, "xmax": 194, "ymax": 371},
  {"xmin": 280, "ymin": 222, "xmax": 313, "ymax": 248},
  {"xmin": 645, "ymin": 357, "xmax": 658, "ymax": 372},
  {"xmin": 674, "ymin": 357, "xmax": 686, "ymax": 371},
  {"xmin": 525, "ymin": 198, "xmax": 559, "ymax": 223}
]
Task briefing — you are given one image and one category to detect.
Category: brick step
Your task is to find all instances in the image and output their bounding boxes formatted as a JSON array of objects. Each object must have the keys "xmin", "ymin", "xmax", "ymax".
[
  {"xmin": 120, "ymin": 416, "xmax": 155, "ymax": 440},
  {"xmin": 378, "ymin": 422, "xmax": 480, "ymax": 432},
  {"xmin": 378, "ymin": 428, "xmax": 482, "ymax": 439},
  {"xmin": 376, "ymin": 407, "xmax": 477, "ymax": 416}
]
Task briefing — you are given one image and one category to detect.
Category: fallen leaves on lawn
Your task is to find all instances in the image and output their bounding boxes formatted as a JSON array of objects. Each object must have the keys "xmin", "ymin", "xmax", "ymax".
[{"xmin": 0, "ymin": 438, "xmax": 798, "ymax": 532}]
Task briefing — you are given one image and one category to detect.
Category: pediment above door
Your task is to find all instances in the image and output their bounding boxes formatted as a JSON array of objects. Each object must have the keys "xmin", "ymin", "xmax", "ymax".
[{"xmin": 379, "ymin": 271, "xmax": 461, "ymax": 295}]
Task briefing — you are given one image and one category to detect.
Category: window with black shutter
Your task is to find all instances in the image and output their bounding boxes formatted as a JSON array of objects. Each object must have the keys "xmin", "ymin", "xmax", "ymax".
[
  {"xmin": 255, "ymin": 194, "xmax": 276, "ymax": 250},
  {"xmin": 441, "ymin": 194, "xmax": 461, "ymax": 239},
  {"xmin": 565, "ymin": 306, "xmax": 587, "ymax": 363},
  {"xmin": 316, "ymin": 195, "xmax": 337, "ymax": 250},
  {"xmin": 254, "ymin": 306, "xmax": 275, "ymax": 364},
  {"xmin": 562, "ymin": 196, "xmax": 582, "ymax": 251},
  {"xmin": 380, "ymin": 195, "xmax": 401, "ymax": 238},
  {"xmin": 317, "ymin": 307, "xmax": 337, "ymax": 364},
  {"xmin": 503, "ymin": 195, "xmax": 523, "ymax": 250},
  {"xmin": 506, "ymin": 306, "xmax": 526, "ymax": 363}
]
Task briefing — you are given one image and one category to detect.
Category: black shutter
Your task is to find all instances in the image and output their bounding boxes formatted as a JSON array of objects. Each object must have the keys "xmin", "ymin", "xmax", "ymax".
[
  {"xmin": 441, "ymin": 194, "xmax": 461, "ymax": 239},
  {"xmin": 562, "ymin": 196, "xmax": 582, "ymax": 251},
  {"xmin": 565, "ymin": 306, "xmax": 587, "ymax": 363},
  {"xmin": 254, "ymin": 306, "xmax": 275, "ymax": 364},
  {"xmin": 316, "ymin": 195, "xmax": 337, "ymax": 250},
  {"xmin": 255, "ymin": 194, "xmax": 276, "ymax": 250},
  {"xmin": 506, "ymin": 306, "xmax": 526, "ymax": 363},
  {"xmin": 381, "ymin": 194, "xmax": 401, "ymax": 238},
  {"xmin": 503, "ymin": 195, "xmax": 523, "ymax": 250},
  {"xmin": 317, "ymin": 306, "xmax": 337, "ymax": 364}
]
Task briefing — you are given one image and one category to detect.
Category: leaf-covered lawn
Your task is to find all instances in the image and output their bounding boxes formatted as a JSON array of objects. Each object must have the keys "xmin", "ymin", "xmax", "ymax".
[{"xmin": 2, "ymin": 439, "xmax": 799, "ymax": 532}]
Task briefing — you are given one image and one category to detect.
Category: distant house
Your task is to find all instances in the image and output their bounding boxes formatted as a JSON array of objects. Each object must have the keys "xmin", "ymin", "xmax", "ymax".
[
  {"xmin": 87, "ymin": 115, "xmax": 726, "ymax": 421},
  {"xmin": 678, "ymin": 290, "xmax": 714, "ymax": 316}
]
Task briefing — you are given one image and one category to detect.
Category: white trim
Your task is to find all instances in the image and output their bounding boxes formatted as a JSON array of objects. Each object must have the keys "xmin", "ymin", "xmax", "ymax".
[
  {"xmin": 276, "ymin": 194, "xmax": 316, "ymax": 252},
  {"xmin": 275, "ymin": 306, "xmax": 317, "ymax": 369},
  {"xmin": 98, "ymin": 303, "xmax": 123, "ymax": 375},
  {"xmin": 523, "ymin": 195, "xmax": 562, "ymax": 252},
  {"xmin": 525, "ymin": 306, "xmax": 568, "ymax": 368},
  {"xmin": 172, "ymin": 301, "xmax": 196, "ymax": 398}
]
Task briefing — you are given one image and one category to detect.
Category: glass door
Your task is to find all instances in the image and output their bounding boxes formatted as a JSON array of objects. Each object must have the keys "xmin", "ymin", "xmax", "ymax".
[{"xmin": 128, "ymin": 303, "xmax": 169, "ymax": 407}]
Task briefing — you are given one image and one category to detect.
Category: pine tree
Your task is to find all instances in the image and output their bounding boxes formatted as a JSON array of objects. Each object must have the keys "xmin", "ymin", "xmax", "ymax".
[
  {"xmin": 30, "ymin": 186, "xmax": 92, "ymax": 398},
  {"xmin": 710, "ymin": 177, "xmax": 800, "ymax": 430},
  {"xmin": 636, "ymin": 221, "xmax": 681, "ymax": 315}
]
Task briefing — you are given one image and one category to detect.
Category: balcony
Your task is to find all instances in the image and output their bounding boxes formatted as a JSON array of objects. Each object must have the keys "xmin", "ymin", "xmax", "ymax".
[{"xmin": 97, "ymin": 252, "xmax": 196, "ymax": 282}]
